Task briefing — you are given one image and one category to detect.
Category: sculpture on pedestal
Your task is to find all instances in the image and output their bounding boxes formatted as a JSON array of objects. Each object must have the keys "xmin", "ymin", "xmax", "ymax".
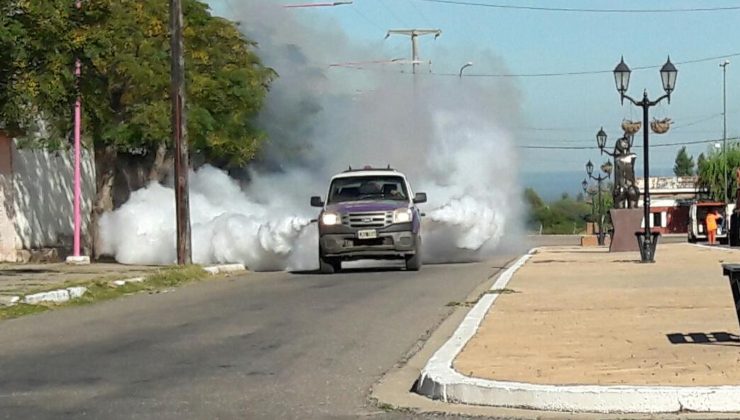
[{"xmin": 597, "ymin": 127, "xmax": 639, "ymax": 209}]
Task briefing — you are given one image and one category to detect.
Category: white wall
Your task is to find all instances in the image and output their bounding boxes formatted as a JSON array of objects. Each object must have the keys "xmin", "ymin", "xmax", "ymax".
[
  {"xmin": 0, "ymin": 135, "xmax": 18, "ymax": 261},
  {"xmin": 0, "ymin": 139, "xmax": 96, "ymax": 261}
]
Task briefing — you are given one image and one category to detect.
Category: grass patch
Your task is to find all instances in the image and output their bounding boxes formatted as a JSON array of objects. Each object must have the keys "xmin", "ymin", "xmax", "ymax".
[
  {"xmin": 0, "ymin": 303, "xmax": 50, "ymax": 320},
  {"xmin": 376, "ymin": 402, "xmax": 395, "ymax": 411},
  {"xmin": 445, "ymin": 288, "xmax": 520, "ymax": 308},
  {"xmin": 1, "ymin": 265, "xmax": 209, "ymax": 320},
  {"xmin": 71, "ymin": 265, "xmax": 207, "ymax": 305},
  {"xmin": 486, "ymin": 288, "xmax": 519, "ymax": 295}
]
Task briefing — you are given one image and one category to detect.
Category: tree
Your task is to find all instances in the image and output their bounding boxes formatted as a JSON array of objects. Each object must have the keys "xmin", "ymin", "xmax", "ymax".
[
  {"xmin": 523, "ymin": 187, "xmax": 544, "ymax": 209},
  {"xmin": 697, "ymin": 152, "xmax": 707, "ymax": 174},
  {"xmin": 525, "ymin": 189, "xmax": 592, "ymax": 234},
  {"xmin": 0, "ymin": 0, "xmax": 74, "ymax": 138},
  {"xmin": 523, "ymin": 187, "xmax": 545, "ymax": 230},
  {"xmin": 697, "ymin": 145, "xmax": 740, "ymax": 201},
  {"xmin": 1, "ymin": 0, "xmax": 275, "ymax": 253},
  {"xmin": 673, "ymin": 146, "xmax": 695, "ymax": 176}
]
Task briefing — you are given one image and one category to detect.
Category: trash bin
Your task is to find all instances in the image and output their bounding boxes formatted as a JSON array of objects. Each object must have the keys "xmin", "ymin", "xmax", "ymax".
[
  {"xmin": 721, "ymin": 264, "xmax": 740, "ymax": 330},
  {"xmin": 730, "ymin": 212, "xmax": 740, "ymax": 247}
]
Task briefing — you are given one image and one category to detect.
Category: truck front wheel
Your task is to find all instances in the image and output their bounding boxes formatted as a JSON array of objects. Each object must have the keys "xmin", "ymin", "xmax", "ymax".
[
  {"xmin": 319, "ymin": 252, "xmax": 341, "ymax": 274},
  {"xmin": 405, "ymin": 249, "xmax": 421, "ymax": 271}
]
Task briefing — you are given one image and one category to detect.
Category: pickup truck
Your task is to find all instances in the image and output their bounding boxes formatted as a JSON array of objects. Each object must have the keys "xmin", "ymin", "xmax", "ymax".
[{"xmin": 310, "ymin": 167, "xmax": 426, "ymax": 273}]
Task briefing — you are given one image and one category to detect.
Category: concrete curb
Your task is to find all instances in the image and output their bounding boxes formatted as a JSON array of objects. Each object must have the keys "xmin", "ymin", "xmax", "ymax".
[
  {"xmin": 689, "ymin": 243, "xmax": 739, "ymax": 252},
  {"xmin": 0, "ymin": 295, "xmax": 20, "ymax": 306},
  {"xmin": 203, "ymin": 264, "xmax": 246, "ymax": 275},
  {"xmin": 65, "ymin": 255, "xmax": 91, "ymax": 265},
  {"xmin": 22, "ymin": 286, "xmax": 88, "ymax": 305},
  {"xmin": 112, "ymin": 277, "xmax": 145, "ymax": 287},
  {"xmin": 415, "ymin": 248, "xmax": 740, "ymax": 414}
]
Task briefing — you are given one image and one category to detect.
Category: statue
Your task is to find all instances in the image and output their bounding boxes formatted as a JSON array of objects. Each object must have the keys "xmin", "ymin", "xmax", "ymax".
[{"xmin": 601, "ymin": 133, "xmax": 639, "ymax": 209}]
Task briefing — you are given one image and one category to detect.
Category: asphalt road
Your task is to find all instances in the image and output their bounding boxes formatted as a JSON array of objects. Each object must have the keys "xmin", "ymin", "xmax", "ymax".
[{"xmin": 0, "ymin": 248, "xmax": 537, "ymax": 419}]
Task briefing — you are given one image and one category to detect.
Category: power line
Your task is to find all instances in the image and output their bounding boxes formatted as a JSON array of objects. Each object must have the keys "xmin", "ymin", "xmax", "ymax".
[
  {"xmin": 379, "ymin": 0, "xmax": 410, "ymax": 26},
  {"xmin": 330, "ymin": 51, "xmax": 740, "ymax": 78},
  {"xmin": 671, "ymin": 113, "xmax": 723, "ymax": 129},
  {"xmin": 350, "ymin": 6, "xmax": 386, "ymax": 32},
  {"xmin": 406, "ymin": 0, "xmax": 434, "ymax": 26},
  {"xmin": 519, "ymin": 137, "xmax": 740, "ymax": 150},
  {"xmin": 414, "ymin": 0, "xmax": 740, "ymax": 13}
]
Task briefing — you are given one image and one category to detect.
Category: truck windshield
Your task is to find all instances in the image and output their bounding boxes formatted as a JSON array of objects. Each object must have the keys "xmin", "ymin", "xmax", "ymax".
[{"xmin": 328, "ymin": 176, "xmax": 409, "ymax": 203}]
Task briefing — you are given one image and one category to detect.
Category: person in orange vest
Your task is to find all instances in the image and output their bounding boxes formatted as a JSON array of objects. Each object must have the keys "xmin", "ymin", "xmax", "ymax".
[{"xmin": 706, "ymin": 209, "xmax": 720, "ymax": 245}]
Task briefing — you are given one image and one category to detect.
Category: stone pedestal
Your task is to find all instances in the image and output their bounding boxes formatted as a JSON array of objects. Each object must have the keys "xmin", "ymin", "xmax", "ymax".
[
  {"xmin": 609, "ymin": 208, "xmax": 643, "ymax": 252},
  {"xmin": 580, "ymin": 235, "xmax": 598, "ymax": 247}
]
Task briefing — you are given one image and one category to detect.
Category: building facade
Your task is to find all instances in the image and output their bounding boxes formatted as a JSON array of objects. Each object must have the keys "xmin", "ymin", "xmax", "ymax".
[{"xmin": 634, "ymin": 176, "xmax": 705, "ymax": 234}]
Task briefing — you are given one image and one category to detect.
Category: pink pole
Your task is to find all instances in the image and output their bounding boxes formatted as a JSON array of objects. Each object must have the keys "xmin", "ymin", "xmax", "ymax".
[{"xmin": 73, "ymin": 0, "xmax": 82, "ymax": 257}]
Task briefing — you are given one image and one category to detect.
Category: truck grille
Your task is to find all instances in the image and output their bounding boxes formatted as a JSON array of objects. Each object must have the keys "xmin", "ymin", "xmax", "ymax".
[{"xmin": 342, "ymin": 211, "xmax": 392, "ymax": 228}]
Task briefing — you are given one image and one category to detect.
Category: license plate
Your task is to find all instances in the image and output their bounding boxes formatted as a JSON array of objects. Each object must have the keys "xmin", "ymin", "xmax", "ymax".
[{"xmin": 357, "ymin": 229, "xmax": 377, "ymax": 239}]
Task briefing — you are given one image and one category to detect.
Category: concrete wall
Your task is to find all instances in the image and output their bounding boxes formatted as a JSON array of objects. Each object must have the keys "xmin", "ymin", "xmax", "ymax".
[
  {"xmin": 0, "ymin": 135, "xmax": 18, "ymax": 261},
  {"xmin": 0, "ymin": 133, "xmax": 95, "ymax": 261}
]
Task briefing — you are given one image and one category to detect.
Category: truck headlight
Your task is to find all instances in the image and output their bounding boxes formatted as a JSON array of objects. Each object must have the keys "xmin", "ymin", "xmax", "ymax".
[
  {"xmin": 321, "ymin": 212, "xmax": 340, "ymax": 225},
  {"xmin": 393, "ymin": 208, "xmax": 412, "ymax": 223}
]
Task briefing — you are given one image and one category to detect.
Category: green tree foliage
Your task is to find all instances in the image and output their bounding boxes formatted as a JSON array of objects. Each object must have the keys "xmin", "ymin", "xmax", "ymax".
[
  {"xmin": 524, "ymin": 188, "xmax": 592, "ymax": 234},
  {"xmin": 697, "ymin": 144, "xmax": 740, "ymax": 201},
  {"xmin": 523, "ymin": 187, "xmax": 544, "ymax": 209},
  {"xmin": 673, "ymin": 146, "xmax": 695, "ymax": 176},
  {"xmin": 1, "ymin": 0, "xmax": 275, "ymax": 252},
  {"xmin": 1, "ymin": 0, "xmax": 274, "ymax": 164},
  {"xmin": 697, "ymin": 152, "xmax": 707, "ymax": 174},
  {"xmin": 0, "ymin": 0, "xmax": 75, "ymax": 137}
]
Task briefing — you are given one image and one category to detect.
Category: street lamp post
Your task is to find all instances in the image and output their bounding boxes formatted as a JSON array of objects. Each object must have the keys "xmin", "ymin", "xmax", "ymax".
[
  {"xmin": 582, "ymin": 178, "xmax": 596, "ymax": 233},
  {"xmin": 459, "ymin": 62, "xmax": 473, "ymax": 78},
  {"xmin": 721, "ymin": 60, "xmax": 730, "ymax": 204},
  {"xmin": 586, "ymin": 160, "xmax": 612, "ymax": 245},
  {"xmin": 613, "ymin": 56, "xmax": 678, "ymax": 262}
]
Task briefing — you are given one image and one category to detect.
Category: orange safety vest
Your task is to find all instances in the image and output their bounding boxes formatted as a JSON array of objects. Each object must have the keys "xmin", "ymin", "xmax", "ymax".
[{"xmin": 706, "ymin": 213, "xmax": 718, "ymax": 231}]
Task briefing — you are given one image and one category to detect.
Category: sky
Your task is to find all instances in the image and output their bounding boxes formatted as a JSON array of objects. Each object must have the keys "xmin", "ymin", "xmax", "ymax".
[{"xmin": 212, "ymin": 0, "xmax": 740, "ymax": 196}]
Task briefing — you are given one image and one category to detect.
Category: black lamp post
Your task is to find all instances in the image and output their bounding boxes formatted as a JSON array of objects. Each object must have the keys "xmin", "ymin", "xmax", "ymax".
[
  {"xmin": 582, "ymin": 178, "xmax": 596, "ymax": 233},
  {"xmin": 597, "ymin": 127, "xmax": 635, "ymax": 155},
  {"xmin": 586, "ymin": 160, "xmax": 612, "ymax": 245},
  {"xmin": 614, "ymin": 56, "xmax": 678, "ymax": 262}
]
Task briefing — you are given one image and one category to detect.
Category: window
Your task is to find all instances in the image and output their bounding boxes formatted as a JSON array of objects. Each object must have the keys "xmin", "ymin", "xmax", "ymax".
[
  {"xmin": 328, "ymin": 176, "xmax": 408, "ymax": 203},
  {"xmin": 652, "ymin": 212, "xmax": 662, "ymax": 228}
]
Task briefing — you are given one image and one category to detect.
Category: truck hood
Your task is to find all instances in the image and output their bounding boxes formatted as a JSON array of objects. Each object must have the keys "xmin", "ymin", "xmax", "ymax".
[{"xmin": 325, "ymin": 200, "xmax": 407, "ymax": 213}]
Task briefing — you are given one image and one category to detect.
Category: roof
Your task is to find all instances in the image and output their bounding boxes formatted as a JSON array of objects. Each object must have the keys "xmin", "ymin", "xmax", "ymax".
[
  {"xmin": 331, "ymin": 169, "xmax": 406, "ymax": 179},
  {"xmin": 694, "ymin": 201, "xmax": 726, "ymax": 206}
]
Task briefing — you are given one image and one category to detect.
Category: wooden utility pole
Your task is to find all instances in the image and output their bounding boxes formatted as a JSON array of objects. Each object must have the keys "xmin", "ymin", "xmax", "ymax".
[
  {"xmin": 385, "ymin": 29, "xmax": 441, "ymax": 74},
  {"xmin": 170, "ymin": 0, "xmax": 191, "ymax": 264}
]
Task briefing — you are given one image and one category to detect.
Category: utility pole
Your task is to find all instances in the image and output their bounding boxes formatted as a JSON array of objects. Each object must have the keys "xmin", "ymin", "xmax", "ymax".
[
  {"xmin": 66, "ymin": 0, "xmax": 89, "ymax": 265},
  {"xmin": 721, "ymin": 60, "xmax": 730, "ymax": 204},
  {"xmin": 385, "ymin": 29, "xmax": 441, "ymax": 74},
  {"xmin": 170, "ymin": 0, "xmax": 191, "ymax": 264}
]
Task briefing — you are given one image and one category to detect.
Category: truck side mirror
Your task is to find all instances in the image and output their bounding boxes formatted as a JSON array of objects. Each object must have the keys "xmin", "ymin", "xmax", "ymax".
[
  {"xmin": 310, "ymin": 196, "xmax": 324, "ymax": 207},
  {"xmin": 413, "ymin": 192, "xmax": 427, "ymax": 204}
]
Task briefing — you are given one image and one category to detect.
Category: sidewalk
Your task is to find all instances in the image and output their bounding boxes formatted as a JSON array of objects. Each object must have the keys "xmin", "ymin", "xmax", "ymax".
[
  {"xmin": 417, "ymin": 243, "xmax": 740, "ymax": 413},
  {"xmin": 0, "ymin": 262, "xmax": 160, "ymax": 297}
]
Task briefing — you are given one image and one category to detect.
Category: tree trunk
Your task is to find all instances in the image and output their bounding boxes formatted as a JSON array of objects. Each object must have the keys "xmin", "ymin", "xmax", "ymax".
[
  {"xmin": 148, "ymin": 142, "xmax": 172, "ymax": 183},
  {"xmin": 91, "ymin": 145, "xmax": 117, "ymax": 259}
]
